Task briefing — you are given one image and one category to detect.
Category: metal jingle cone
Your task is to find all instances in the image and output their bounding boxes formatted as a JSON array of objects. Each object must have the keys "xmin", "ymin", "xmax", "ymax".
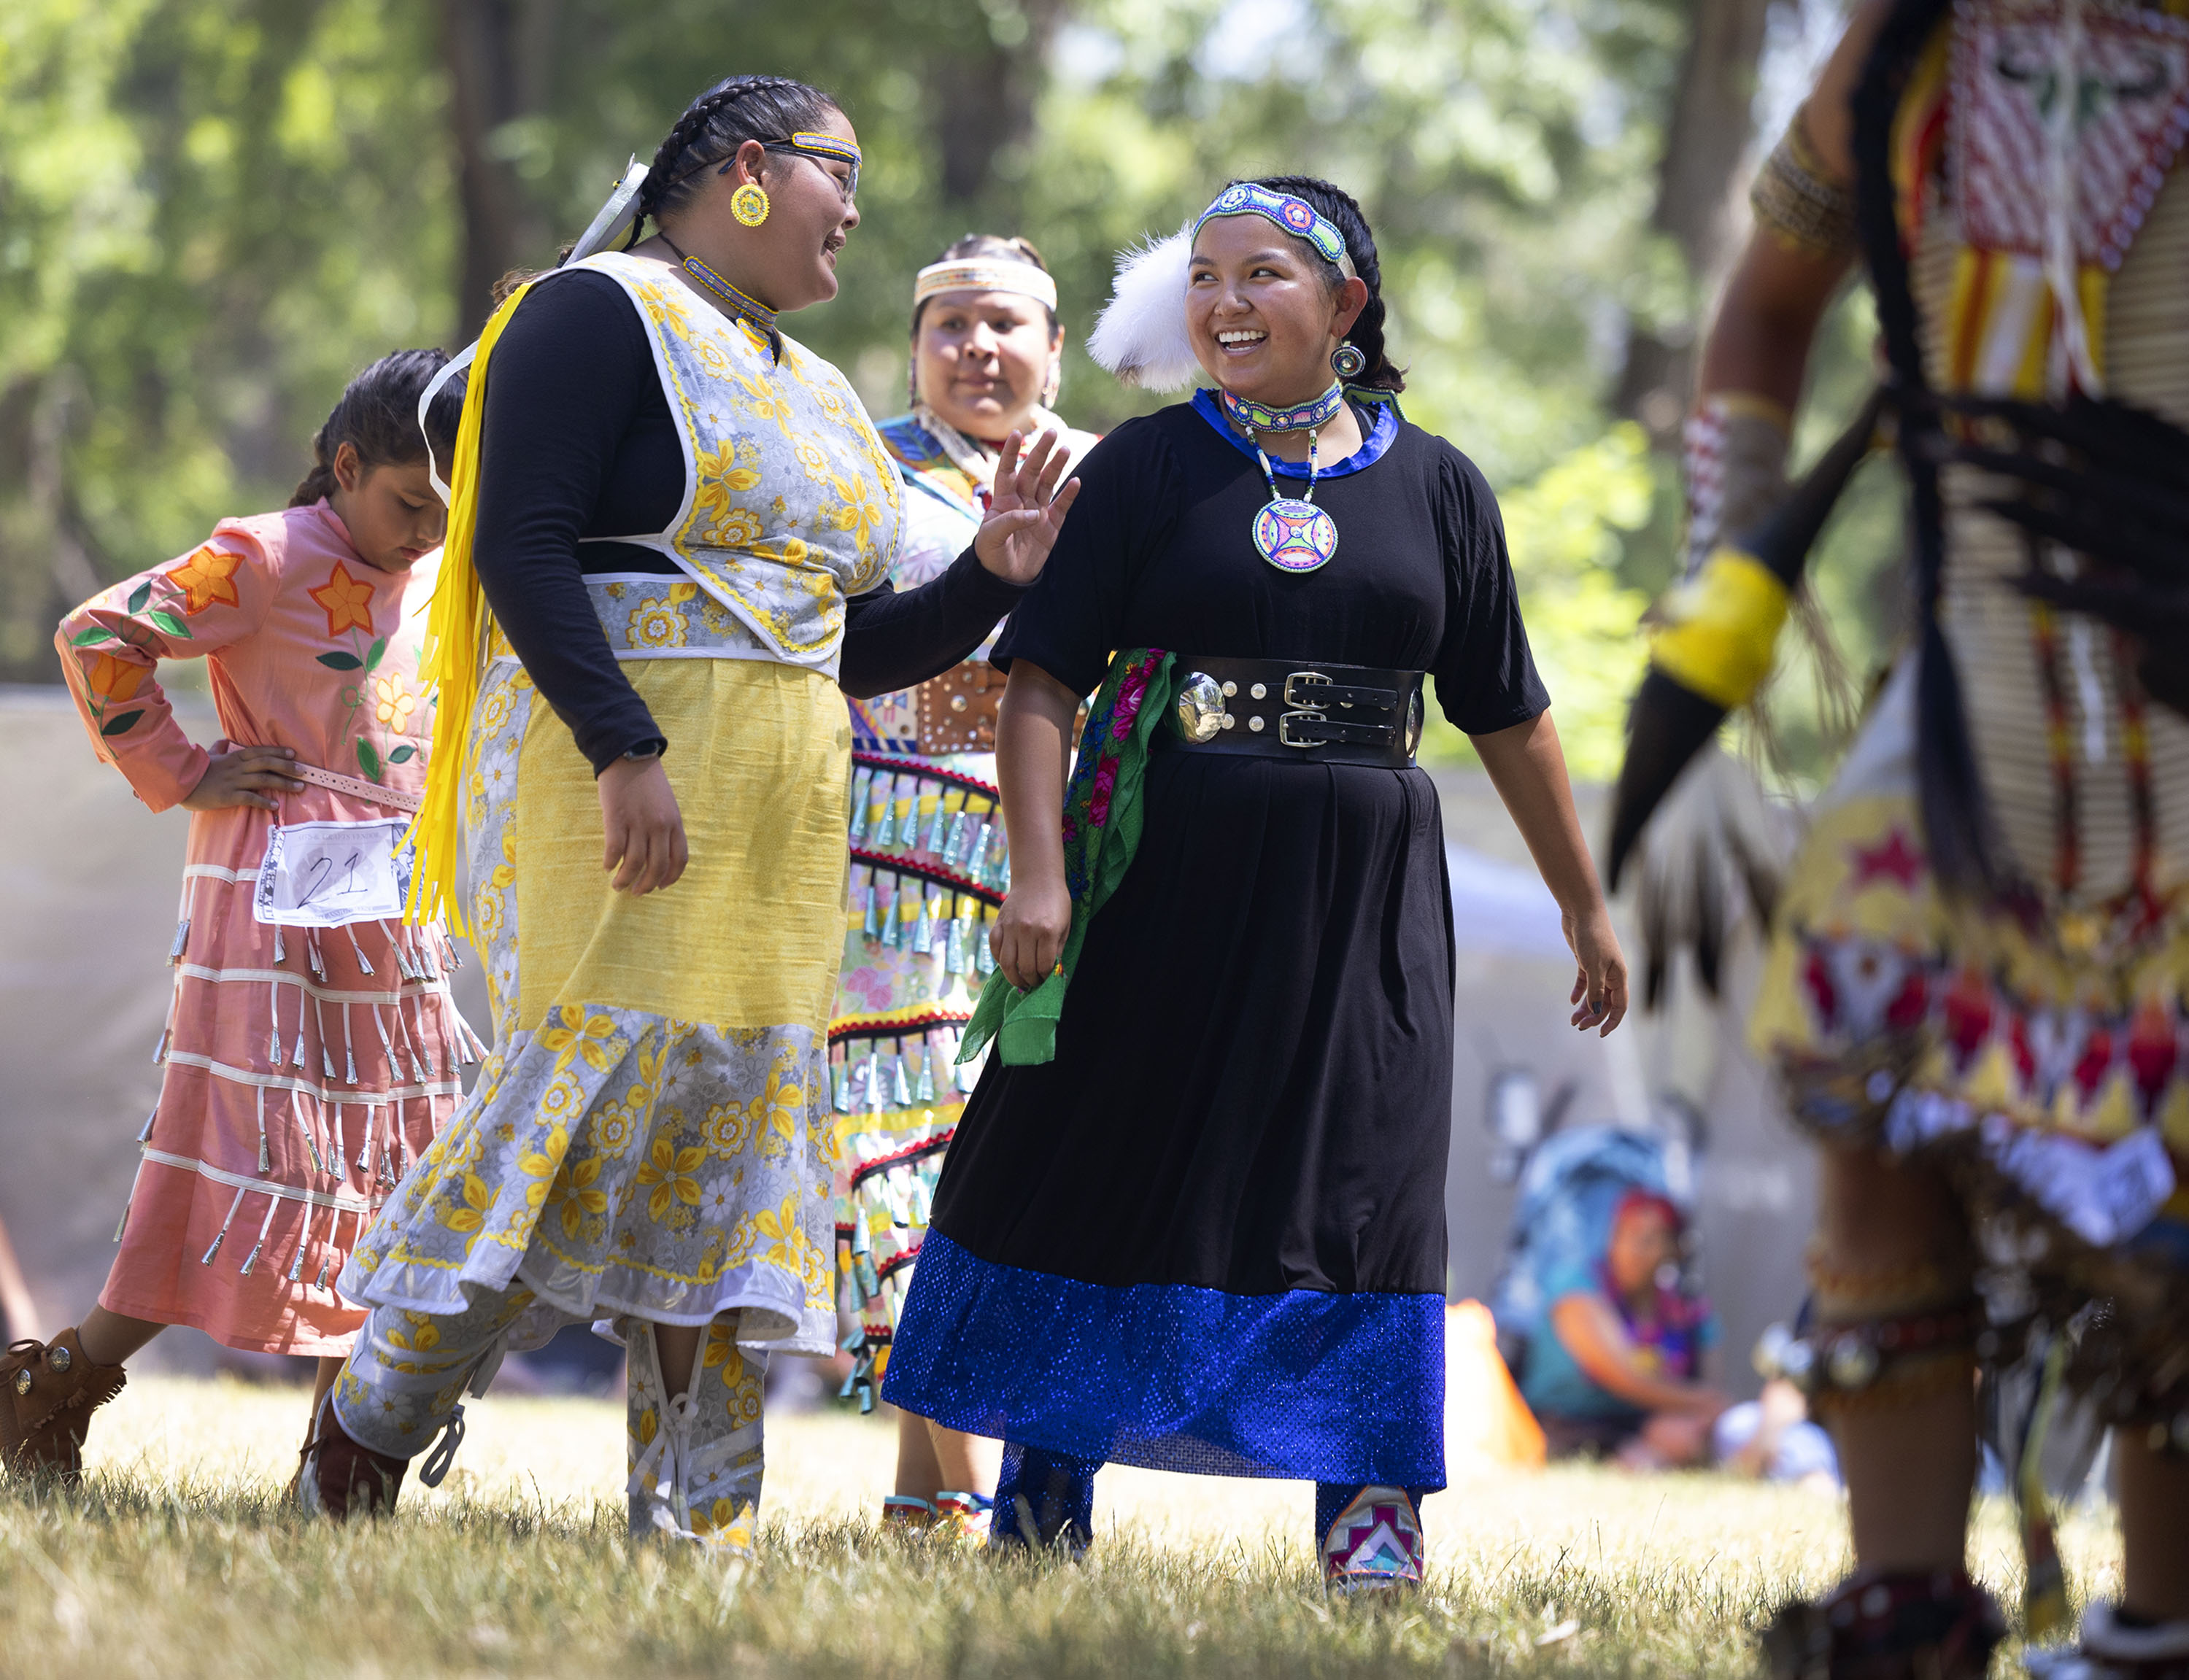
[
  {"xmin": 915, "ymin": 1044, "xmax": 937, "ymax": 1104},
  {"xmin": 943, "ymin": 808, "xmax": 969, "ymax": 867},
  {"xmin": 873, "ymin": 778, "xmax": 899, "ymax": 848},
  {"xmin": 848, "ymin": 767, "xmax": 871, "ymax": 842}
]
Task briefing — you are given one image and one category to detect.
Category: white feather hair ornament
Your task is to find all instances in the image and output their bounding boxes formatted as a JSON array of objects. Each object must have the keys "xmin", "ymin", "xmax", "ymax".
[{"xmin": 1086, "ymin": 220, "xmax": 1202, "ymax": 390}]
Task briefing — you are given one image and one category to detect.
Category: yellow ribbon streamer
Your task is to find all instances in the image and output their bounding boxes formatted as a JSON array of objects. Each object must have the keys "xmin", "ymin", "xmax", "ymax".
[
  {"xmin": 404, "ymin": 281, "xmax": 537, "ymax": 933},
  {"xmin": 1649, "ymin": 547, "xmax": 1792, "ymax": 711}
]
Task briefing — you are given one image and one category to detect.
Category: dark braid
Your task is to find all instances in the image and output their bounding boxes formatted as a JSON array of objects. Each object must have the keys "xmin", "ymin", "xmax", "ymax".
[
  {"xmin": 289, "ymin": 349, "xmax": 466, "ymax": 508},
  {"xmin": 633, "ymin": 74, "xmax": 841, "ymax": 234},
  {"xmin": 1235, "ymin": 174, "xmax": 1406, "ymax": 396},
  {"xmin": 1850, "ymin": 0, "xmax": 2004, "ymax": 899}
]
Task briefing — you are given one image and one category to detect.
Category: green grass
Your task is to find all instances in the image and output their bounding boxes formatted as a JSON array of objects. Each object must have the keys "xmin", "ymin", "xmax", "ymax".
[{"xmin": 0, "ymin": 1377, "xmax": 2123, "ymax": 1679}]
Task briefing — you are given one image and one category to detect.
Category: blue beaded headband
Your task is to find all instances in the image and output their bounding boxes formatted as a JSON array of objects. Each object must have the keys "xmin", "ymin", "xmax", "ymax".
[{"xmin": 1192, "ymin": 184, "xmax": 1356, "ymax": 280}]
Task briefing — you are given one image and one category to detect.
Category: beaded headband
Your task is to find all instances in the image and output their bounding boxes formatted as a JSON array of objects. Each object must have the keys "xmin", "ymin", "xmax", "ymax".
[
  {"xmin": 1192, "ymin": 183, "xmax": 1356, "ymax": 279},
  {"xmin": 787, "ymin": 131, "xmax": 861, "ymax": 167},
  {"xmin": 913, "ymin": 259, "xmax": 1059, "ymax": 311}
]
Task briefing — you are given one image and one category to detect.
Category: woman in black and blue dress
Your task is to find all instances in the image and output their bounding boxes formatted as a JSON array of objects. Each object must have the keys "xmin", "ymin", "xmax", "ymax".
[{"xmin": 884, "ymin": 176, "xmax": 1629, "ymax": 1590}]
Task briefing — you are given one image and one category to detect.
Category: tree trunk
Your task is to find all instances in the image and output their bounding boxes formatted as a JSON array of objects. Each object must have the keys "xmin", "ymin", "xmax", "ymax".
[
  {"xmin": 441, "ymin": 0, "xmax": 560, "ymax": 339},
  {"xmin": 927, "ymin": 0, "xmax": 1072, "ymax": 214},
  {"xmin": 1615, "ymin": 0, "xmax": 1775, "ymax": 443}
]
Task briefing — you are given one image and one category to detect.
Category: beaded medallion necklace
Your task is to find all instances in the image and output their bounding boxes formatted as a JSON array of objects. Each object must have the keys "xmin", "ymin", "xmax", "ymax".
[{"xmin": 1220, "ymin": 383, "xmax": 1346, "ymax": 573}]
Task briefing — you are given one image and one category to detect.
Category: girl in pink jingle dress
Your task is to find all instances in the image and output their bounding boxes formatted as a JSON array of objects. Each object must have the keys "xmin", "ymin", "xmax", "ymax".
[{"xmin": 0, "ymin": 352, "xmax": 485, "ymax": 1484}]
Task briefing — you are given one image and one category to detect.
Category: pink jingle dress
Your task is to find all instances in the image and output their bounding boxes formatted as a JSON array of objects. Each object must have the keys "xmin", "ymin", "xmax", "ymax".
[{"xmin": 55, "ymin": 501, "xmax": 484, "ymax": 1355}]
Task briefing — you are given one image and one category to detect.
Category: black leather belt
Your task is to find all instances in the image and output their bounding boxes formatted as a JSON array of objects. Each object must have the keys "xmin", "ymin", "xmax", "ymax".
[{"xmin": 1167, "ymin": 655, "xmax": 1425, "ymax": 767}]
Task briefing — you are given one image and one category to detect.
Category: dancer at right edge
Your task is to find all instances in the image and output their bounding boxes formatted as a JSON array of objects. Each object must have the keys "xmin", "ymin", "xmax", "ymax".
[{"xmin": 1621, "ymin": 1, "xmax": 2189, "ymax": 1675}]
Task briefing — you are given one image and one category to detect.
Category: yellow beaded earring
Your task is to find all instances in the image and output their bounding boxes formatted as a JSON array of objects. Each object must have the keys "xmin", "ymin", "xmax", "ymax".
[{"xmin": 730, "ymin": 183, "xmax": 771, "ymax": 228}]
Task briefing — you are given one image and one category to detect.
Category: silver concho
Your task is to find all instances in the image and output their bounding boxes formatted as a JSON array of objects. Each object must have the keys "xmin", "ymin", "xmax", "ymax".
[
  {"xmin": 1404, "ymin": 687, "xmax": 1424, "ymax": 760},
  {"xmin": 1174, "ymin": 672, "xmax": 1227, "ymax": 743}
]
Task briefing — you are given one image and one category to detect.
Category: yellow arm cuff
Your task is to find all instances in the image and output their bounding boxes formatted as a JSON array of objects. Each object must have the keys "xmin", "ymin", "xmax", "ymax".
[{"xmin": 1649, "ymin": 548, "xmax": 1791, "ymax": 711}]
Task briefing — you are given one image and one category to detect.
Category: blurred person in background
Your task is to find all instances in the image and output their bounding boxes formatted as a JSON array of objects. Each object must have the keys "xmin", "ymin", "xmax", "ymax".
[
  {"xmin": 831, "ymin": 232, "xmax": 1099, "ymax": 1537},
  {"xmin": 1518, "ymin": 1189, "xmax": 1727, "ymax": 1467},
  {"xmin": 1659, "ymin": 0, "xmax": 2189, "ymax": 1672},
  {"xmin": 298, "ymin": 73, "xmax": 1078, "ymax": 1558},
  {"xmin": 2, "ymin": 352, "xmax": 478, "ymax": 1484},
  {"xmin": 884, "ymin": 174, "xmax": 1629, "ymax": 1594}
]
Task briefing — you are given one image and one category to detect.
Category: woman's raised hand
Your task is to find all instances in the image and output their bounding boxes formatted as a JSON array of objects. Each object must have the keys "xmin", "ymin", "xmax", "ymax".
[{"xmin": 973, "ymin": 428, "xmax": 1081, "ymax": 587}]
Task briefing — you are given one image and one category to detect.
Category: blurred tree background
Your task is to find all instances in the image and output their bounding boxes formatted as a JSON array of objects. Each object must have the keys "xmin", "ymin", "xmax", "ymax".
[{"xmin": 0, "ymin": 0, "xmax": 1900, "ymax": 783}]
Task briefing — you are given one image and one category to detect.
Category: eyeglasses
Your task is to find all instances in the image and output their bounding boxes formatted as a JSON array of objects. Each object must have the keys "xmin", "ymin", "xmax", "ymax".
[{"xmin": 717, "ymin": 131, "xmax": 860, "ymax": 206}]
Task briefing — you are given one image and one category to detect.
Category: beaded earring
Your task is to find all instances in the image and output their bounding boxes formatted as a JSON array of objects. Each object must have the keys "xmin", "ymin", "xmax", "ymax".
[
  {"xmin": 1332, "ymin": 342, "xmax": 1367, "ymax": 381},
  {"xmin": 730, "ymin": 183, "xmax": 771, "ymax": 228}
]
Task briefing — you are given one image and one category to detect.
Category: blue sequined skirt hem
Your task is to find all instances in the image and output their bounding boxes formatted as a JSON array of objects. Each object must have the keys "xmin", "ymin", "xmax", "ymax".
[{"xmin": 881, "ymin": 1230, "xmax": 1448, "ymax": 1487}]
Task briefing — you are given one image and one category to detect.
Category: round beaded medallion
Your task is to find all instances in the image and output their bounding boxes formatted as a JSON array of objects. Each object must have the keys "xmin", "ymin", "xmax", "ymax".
[{"xmin": 1253, "ymin": 498, "xmax": 1340, "ymax": 573}]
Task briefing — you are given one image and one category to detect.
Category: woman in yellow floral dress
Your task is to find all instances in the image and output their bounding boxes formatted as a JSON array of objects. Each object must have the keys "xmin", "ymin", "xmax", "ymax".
[{"xmin": 301, "ymin": 74, "xmax": 1078, "ymax": 1554}]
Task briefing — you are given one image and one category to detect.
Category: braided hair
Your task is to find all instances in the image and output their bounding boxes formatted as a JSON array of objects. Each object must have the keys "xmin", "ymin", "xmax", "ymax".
[
  {"xmin": 633, "ymin": 74, "xmax": 841, "ymax": 236},
  {"xmin": 1849, "ymin": 0, "xmax": 2004, "ymax": 898},
  {"xmin": 1232, "ymin": 174, "xmax": 1406, "ymax": 397},
  {"xmin": 288, "ymin": 349, "xmax": 466, "ymax": 508}
]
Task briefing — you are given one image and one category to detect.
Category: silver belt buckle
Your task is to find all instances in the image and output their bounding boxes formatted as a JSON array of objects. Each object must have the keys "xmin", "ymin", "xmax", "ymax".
[
  {"xmin": 1282, "ymin": 670, "xmax": 1332, "ymax": 708},
  {"xmin": 1278, "ymin": 709, "xmax": 1325, "ymax": 748}
]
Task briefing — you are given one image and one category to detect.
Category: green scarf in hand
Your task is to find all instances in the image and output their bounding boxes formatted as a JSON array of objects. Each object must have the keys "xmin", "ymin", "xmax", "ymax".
[{"xmin": 957, "ymin": 648, "xmax": 1180, "ymax": 1067}]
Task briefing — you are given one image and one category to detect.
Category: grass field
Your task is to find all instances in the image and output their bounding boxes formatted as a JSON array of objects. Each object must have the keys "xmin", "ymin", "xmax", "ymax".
[{"xmin": 1, "ymin": 1377, "xmax": 2122, "ymax": 1679}]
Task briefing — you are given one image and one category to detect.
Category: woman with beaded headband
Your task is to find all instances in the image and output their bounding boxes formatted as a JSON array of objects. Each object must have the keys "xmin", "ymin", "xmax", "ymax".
[
  {"xmin": 830, "ymin": 233, "xmax": 1099, "ymax": 1536},
  {"xmin": 290, "ymin": 74, "xmax": 1080, "ymax": 1556},
  {"xmin": 1607, "ymin": 0, "xmax": 2189, "ymax": 1673},
  {"xmin": 882, "ymin": 176, "xmax": 1628, "ymax": 1591}
]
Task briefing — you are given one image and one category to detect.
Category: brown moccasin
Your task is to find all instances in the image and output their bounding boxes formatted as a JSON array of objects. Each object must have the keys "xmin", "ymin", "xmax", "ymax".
[
  {"xmin": 0, "ymin": 1330, "xmax": 127, "ymax": 1482},
  {"xmin": 296, "ymin": 1390, "xmax": 408, "ymax": 1519}
]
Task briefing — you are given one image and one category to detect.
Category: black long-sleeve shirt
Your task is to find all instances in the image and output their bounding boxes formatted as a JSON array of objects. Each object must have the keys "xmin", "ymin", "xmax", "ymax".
[{"xmin": 471, "ymin": 269, "xmax": 1022, "ymax": 771}]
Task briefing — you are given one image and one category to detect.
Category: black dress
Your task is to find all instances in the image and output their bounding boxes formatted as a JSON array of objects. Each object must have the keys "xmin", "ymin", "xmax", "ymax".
[{"xmin": 882, "ymin": 393, "xmax": 1548, "ymax": 1490}]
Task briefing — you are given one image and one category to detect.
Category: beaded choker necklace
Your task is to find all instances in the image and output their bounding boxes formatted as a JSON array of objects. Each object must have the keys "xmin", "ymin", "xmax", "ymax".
[
  {"xmin": 660, "ymin": 237, "xmax": 779, "ymax": 335},
  {"xmin": 1221, "ymin": 383, "xmax": 1345, "ymax": 573},
  {"xmin": 1219, "ymin": 383, "xmax": 1344, "ymax": 434}
]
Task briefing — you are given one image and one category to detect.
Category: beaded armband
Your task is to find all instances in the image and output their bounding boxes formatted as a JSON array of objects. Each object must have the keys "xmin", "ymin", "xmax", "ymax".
[{"xmin": 1750, "ymin": 117, "xmax": 1858, "ymax": 255}]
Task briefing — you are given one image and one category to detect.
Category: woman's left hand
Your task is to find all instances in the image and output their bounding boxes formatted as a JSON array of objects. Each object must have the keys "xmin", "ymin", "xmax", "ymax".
[
  {"xmin": 1565, "ymin": 905, "xmax": 1629, "ymax": 1036},
  {"xmin": 973, "ymin": 428, "xmax": 1081, "ymax": 586}
]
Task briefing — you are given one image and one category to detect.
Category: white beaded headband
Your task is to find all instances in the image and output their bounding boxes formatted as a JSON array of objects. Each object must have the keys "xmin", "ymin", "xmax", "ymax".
[{"xmin": 913, "ymin": 259, "xmax": 1059, "ymax": 311}]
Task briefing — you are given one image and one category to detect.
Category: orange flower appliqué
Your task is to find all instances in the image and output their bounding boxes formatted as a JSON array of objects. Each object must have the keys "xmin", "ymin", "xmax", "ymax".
[
  {"xmin": 166, "ymin": 545, "xmax": 243, "ymax": 616},
  {"xmin": 85, "ymin": 652, "xmax": 146, "ymax": 703},
  {"xmin": 310, "ymin": 561, "xmax": 377, "ymax": 638}
]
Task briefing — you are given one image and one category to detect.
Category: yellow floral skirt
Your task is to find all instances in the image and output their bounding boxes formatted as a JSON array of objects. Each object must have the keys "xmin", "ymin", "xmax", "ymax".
[{"xmin": 342, "ymin": 614, "xmax": 852, "ymax": 1353}]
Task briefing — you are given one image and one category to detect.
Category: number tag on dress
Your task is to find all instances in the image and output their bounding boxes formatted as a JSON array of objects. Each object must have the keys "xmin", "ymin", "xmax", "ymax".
[{"xmin": 252, "ymin": 819, "xmax": 412, "ymax": 928}]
